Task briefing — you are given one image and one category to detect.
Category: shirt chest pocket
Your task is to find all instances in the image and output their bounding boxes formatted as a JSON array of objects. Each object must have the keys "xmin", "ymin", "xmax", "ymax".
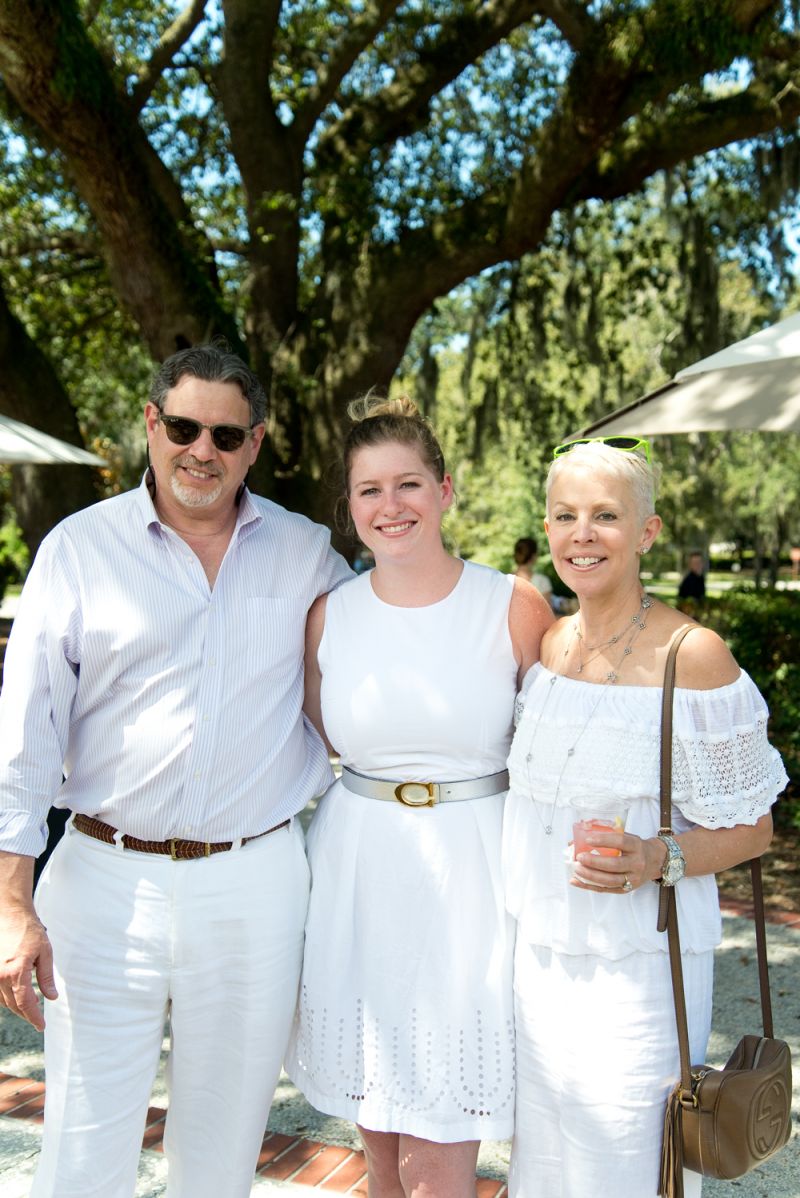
[{"xmin": 244, "ymin": 596, "xmax": 305, "ymax": 680}]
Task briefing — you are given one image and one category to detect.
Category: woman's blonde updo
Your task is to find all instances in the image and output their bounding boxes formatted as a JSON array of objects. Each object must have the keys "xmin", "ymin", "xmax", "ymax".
[{"xmin": 343, "ymin": 393, "xmax": 446, "ymax": 490}]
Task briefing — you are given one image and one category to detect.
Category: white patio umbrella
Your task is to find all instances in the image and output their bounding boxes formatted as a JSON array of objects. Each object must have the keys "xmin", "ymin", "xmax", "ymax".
[
  {"xmin": 0, "ymin": 413, "xmax": 105, "ymax": 466},
  {"xmin": 576, "ymin": 311, "xmax": 800, "ymax": 437}
]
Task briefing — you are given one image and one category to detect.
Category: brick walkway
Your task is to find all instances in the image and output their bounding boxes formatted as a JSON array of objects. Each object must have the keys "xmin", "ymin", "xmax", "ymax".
[
  {"xmin": 0, "ymin": 1072, "xmax": 507, "ymax": 1196},
  {"xmin": 718, "ymin": 894, "xmax": 800, "ymax": 928}
]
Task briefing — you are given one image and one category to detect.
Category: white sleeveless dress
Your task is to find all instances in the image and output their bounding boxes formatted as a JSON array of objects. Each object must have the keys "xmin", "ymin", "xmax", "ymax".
[{"xmin": 285, "ymin": 561, "xmax": 518, "ymax": 1142}]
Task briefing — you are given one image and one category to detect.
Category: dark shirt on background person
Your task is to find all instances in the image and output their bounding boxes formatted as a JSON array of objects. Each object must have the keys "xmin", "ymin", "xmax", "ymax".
[{"xmin": 678, "ymin": 552, "xmax": 706, "ymax": 601}]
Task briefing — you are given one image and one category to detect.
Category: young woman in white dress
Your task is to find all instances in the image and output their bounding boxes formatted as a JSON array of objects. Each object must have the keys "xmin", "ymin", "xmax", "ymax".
[
  {"xmin": 503, "ymin": 437, "xmax": 786, "ymax": 1197},
  {"xmin": 286, "ymin": 395, "xmax": 552, "ymax": 1197}
]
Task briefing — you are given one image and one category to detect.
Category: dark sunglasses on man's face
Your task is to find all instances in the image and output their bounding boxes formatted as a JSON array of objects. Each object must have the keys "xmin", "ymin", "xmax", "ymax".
[{"xmin": 157, "ymin": 412, "xmax": 257, "ymax": 453}]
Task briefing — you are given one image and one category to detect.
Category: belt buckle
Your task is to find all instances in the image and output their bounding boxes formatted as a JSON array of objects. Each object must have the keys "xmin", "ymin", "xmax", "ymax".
[
  {"xmin": 169, "ymin": 838, "xmax": 212, "ymax": 859},
  {"xmin": 394, "ymin": 781, "xmax": 437, "ymax": 808}
]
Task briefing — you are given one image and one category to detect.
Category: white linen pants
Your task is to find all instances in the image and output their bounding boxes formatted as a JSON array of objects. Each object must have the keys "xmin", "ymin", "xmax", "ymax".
[
  {"xmin": 510, "ymin": 938, "xmax": 714, "ymax": 1198},
  {"xmin": 32, "ymin": 818, "xmax": 310, "ymax": 1198}
]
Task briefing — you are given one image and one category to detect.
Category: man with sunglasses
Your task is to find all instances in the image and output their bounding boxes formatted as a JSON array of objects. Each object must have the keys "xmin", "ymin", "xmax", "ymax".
[{"xmin": 0, "ymin": 343, "xmax": 351, "ymax": 1197}]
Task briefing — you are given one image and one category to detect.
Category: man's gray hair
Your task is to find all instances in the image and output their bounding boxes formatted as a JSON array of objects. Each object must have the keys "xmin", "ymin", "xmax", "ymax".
[{"xmin": 149, "ymin": 343, "xmax": 267, "ymax": 425}]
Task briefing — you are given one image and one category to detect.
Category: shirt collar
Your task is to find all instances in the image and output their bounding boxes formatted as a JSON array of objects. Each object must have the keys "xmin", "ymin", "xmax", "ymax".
[{"xmin": 137, "ymin": 471, "xmax": 263, "ymax": 537}]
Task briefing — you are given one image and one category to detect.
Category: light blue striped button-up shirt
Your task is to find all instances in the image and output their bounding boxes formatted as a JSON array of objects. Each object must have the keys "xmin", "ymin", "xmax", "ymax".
[{"xmin": 0, "ymin": 478, "xmax": 351, "ymax": 856}]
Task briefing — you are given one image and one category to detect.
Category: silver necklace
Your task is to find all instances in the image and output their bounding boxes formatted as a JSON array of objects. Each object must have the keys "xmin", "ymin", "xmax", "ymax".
[
  {"xmin": 576, "ymin": 594, "xmax": 653, "ymax": 676},
  {"xmin": 524, "ymin": 593, "xmax": 652, "ymax": 835}
]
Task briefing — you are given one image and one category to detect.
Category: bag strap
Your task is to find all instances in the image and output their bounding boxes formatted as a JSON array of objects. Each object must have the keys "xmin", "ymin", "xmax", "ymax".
[
  {"xmin": 657, "ymin": 625, "xmax": 694, "ymax": 934},
  {"xmin": 658, "ymin": 626, "xmax": 695, "ymax": 1099},
  {"xmin": 658, "ymin": 626, "xmax": 776, "ymax": 1102},
  {"xmin": 751, "ymin": 856, "xmax": 775, "ymax": 1039}
]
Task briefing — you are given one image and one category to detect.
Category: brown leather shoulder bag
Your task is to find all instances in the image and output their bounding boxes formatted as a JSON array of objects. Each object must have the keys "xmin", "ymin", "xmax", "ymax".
[{"xmin": 657, "ymin": 627, "xmax": 793, "ymax": 1198}]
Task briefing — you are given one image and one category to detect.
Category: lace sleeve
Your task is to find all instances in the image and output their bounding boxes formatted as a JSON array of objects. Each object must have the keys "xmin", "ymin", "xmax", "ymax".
[{"xmin": 670, "ymin": 673, "xmax": 789, "ymax": 828}]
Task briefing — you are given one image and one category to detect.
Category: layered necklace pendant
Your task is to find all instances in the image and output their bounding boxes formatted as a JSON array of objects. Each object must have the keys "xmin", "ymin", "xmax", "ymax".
[
  {"xmin": 574, "ymin": 593, "xmax": 653, "ymax": 677},
  {"xmin": 525, "ymin": 592, "xmax": 652, "ymax": 836}
]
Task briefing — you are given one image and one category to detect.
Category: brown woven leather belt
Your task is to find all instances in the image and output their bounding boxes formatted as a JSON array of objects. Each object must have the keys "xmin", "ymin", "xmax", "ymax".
[{"xmin": 73, "ymin": 813, "xmax": 290, "ymax": 860}]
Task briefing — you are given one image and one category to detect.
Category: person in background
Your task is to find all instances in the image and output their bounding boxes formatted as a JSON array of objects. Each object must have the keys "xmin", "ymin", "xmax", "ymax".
[
  {"xmin": 0, "ymin": 343, "xmax": 350, "ymax": 1198},
  {"xmin": 678, "ymin": 550, "xmax": 706, "ymax": 604},
  {"xmin": 514, "ymin": 536, "xmax": 554, "ymax": 605},
  {"xmin": 287, "ymin": 394, "xmax": 552, "ymax": 1197},
  {"xmin": 503, "ymin": 437, "xmax": 784, "ymax": 1197}
]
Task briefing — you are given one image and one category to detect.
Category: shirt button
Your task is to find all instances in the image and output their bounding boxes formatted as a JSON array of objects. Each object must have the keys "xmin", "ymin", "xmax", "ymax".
[{"xmin": 194, "ymin": 770, "xmax": 201, "ymax": 780}]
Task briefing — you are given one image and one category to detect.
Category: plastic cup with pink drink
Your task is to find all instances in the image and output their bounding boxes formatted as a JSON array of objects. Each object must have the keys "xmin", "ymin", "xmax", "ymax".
[
  {"xmin": 570, "ymin": 797, "xmax": 630, "ymax": 861},
  {"xmin": 572, "ymin": 814, "xmax": 625, "ymax": 858}
]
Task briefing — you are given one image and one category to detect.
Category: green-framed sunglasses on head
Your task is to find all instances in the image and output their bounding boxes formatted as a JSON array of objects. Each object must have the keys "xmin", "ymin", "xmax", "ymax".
[{"xmin": 552, "ymin": 435, "xmax": 652, "ymax": 464}]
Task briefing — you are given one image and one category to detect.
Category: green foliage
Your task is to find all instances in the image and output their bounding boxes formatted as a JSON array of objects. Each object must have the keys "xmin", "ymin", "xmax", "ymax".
[
  {"xmin": 651, "ymin": 429, "xmax": 800, "ymax": 583},
  {"xmin": 0, "ymin": 517, "xmax": 28, "ymax": 577},
  {"xmin": 703, "ymin": 590, "xmax": 800, "ymax": 825},
  {"xmin": 0, "ymin": 476, "xmax": 30, "ymax": 596},
  {"xmin": 399, "ymin": 162, "xmax": 800, "ymax": 572},
  {"xmin": 2, "ymin": 0, "xmax": 800, "ymax": 540}
]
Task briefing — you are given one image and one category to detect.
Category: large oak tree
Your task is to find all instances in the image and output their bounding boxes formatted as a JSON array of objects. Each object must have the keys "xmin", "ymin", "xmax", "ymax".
[{"xmin": 1, "ymin": 0, "xmax": 799, "ymax": 545}]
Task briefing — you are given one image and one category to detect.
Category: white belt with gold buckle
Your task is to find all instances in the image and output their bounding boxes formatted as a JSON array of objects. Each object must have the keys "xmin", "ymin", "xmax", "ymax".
[{"xmin": 340, "ymin": 766, "xmax": 509, "ymax": 808}]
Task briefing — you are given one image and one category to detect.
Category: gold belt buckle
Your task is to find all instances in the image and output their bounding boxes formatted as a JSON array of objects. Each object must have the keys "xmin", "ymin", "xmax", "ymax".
[
  {"xmin": 394, "ymin": 781, "xmax": 437, "ymax": 808},
  {"xmin": 169, "ymin": 838, "xmax": 212, "ymax": 859}
]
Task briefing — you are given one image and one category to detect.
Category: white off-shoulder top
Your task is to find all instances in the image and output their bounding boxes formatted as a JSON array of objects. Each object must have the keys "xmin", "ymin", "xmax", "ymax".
[{"xmin": 503, "ymin": 664, "xmax": 788, "ymax": 959}]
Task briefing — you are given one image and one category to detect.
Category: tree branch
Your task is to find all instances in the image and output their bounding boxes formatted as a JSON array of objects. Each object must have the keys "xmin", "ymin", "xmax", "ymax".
[
  {"xmin": 218, "ymin": 0, "xmax": 303, "ymax": 337},
  {"xmin": 0, "ymin": 0, "xmax": 243, "ymax": 359},
  {"xmin": 535, "ymin": 0, "xmax": 592, "ymax": 50},
  {"xmin": 129, "ymin": 0, "xmax": 209, "ymax": 114},
  {"xmin": 210, "ymin": 236, "xmax": 249, "ymax": 256},
  {"xmin": 0, "ymin": 231, "xmax": 101, "ymax": 259},
  {"xmin": 218, "ymin": 0, "xmax": 287, "ymax": 194},
  {"xmin": 314, "ymin": 0, "xmax": 550, "ymax": 163},
  {"xmin": 576, "ymin": 72, "xmax": 800, "ymax": 203},
  {"xmin": 292, "ymin": 0, "xmax": 405, "ymax": 144},
  {"xmin": 757, "ymin": 29, "xmax": 800, "ymax": 62},
  {"xmin": 332, "ymin": 0, "xmax": 790, "ymax": 363},
  {"xmin": 731, "ymin": 0, "xmax": 784, "ymax": 23}
]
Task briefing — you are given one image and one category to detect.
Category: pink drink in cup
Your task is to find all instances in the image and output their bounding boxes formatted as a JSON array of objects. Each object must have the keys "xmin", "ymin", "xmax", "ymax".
[{"xmin": 572, "ymin": 814, "xmax": 625, "ymax": 859}]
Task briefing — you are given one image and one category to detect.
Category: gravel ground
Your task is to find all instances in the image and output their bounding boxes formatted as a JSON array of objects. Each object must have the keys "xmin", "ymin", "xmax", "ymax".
[{"xmin": 0, "ymin": 911, "xmax": 797, "ymax": 1196}]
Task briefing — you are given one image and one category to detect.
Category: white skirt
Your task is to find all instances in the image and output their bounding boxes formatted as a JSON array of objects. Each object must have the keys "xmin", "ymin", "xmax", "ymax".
[
  {"xmin": 510, "ymin": 937, "xmax": 713, "ymax": 1197},
  {"xmin": 285, "ymin": 781, "xmax": 515, "ymax": 1142}
]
